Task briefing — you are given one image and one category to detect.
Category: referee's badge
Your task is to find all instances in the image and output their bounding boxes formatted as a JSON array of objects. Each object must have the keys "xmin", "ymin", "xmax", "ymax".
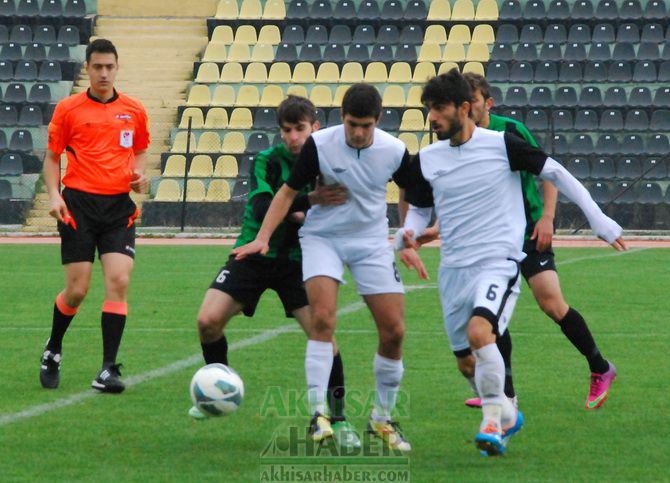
[{"xmin": 120, "ymin": 129, "xmax": 133, "ymax": 148}]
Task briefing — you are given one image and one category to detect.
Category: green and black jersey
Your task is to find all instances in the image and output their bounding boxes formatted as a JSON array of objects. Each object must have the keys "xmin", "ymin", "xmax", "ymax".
[
  {"xmin": 487, "ymin": 114, "xmax": 545, "ymax": 239},
  {"xmin": 234, "ymin": 144, "xmax": 312, "ymax": 261}
]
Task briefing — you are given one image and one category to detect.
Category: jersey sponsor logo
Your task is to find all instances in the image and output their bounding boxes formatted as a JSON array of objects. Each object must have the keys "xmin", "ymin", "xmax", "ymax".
[
  {"xmin": 116, "ymin": 114, "xmax": 132, "ymax": 120},
  {"xmin": 433, "ymin": 169, "xmax": 449, "ymax": 177},
  {"xmin": 332, "ymin": 167, "xmax": 347, "ymax": 173},
  {"xmin": 120, "ymin": 129, "xmax": 133, "ymax": 148}
]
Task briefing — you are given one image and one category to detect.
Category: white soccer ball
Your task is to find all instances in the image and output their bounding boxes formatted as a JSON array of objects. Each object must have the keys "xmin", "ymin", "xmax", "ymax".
[{"xmin": 190, "ymin": 363, "xmax": 244, "ymax": 416}]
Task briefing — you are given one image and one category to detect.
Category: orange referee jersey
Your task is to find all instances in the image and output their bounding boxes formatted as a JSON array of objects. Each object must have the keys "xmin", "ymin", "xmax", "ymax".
[{"xmin": 48, "ymin": 89, "xmax": 150, "ymax": 195}]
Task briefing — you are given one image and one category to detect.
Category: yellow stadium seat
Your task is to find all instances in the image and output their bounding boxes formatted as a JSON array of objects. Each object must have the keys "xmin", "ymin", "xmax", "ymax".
[
  {"xmin": 293, "ymin": 62, "xmax": 317, "ymax": 83},
  {"xmin": 195, "ymin": 62, "xmax": 220, "ymax": 83},
  {"xmin": 243, "ymin": 62, "xmax": 268, "ymax": 83},
  {"xmin": 171, "ymin": 132, "xmax": 196, "ymax": 152},
  {"xmin": 239, "ymin": 0, "xmax": 262, "ymax": 19},
  {"xmin": 214, "ymin": 155, "xmax": 239, "ymax": 178},
  {"xmin": 260, "ymin": 85, "xmax": 284, "ymax": 106},
  {"xmin": 189, "ymin": 154, "xmax": 215, "ymax": 176},
  {"xmin": 406, "ymin": 86, "xmax": 423, "ymax": 107},
  {"xmin": 155, "ymin": 179, "xmax": 181, "ymax": 201},
  {"xmin": 196, "ymin": 132, "xmax": 221, "ymax": 153},
  {"xmin": 179, "ymin": 107, "xmax": 204, "ymax": 129},
  {"xmin": 475, "ymin": 0, "xmax": 499, "ymax": 20},
  {"xmin": 412, "ymin": 62, "xmax": 437, "ymax": 83},
  {"xmin": 222, "ymin": 132, "xmax": 246, "ymax": 153},
  {"xmin": 202, "ymin": 43, "xmax": 227, "ymax": 62},
  {"xmin": 227, "ymin": 43, "xmax": 251, "ymax": 62},
  {"xmin": 212, "ymin": 85, "xmax": 236, "ymax": 106},
  {"xmin": 315, "ymin": 62, "xmax": 340, "ymax": 83},
  {"xmin": 251, "ymin": 43, "xmax": 274, "ymax": 62},
  {"xmin": 466, "ymin": 43, "xmax": 489, "ymax": 62},
  {"xmin": 398, "ymin": 133, "xmax": 419, "ymax": 154},
  {"xmin": 438, "ymin": 61, "xmax": 460, "ymax": 75},
  {"xmin": 186, "ymin": 179, "xmax": 206, "ymax": 202},
  {"xmin": 417, "ymin": 43, "xmax": 442, "ymax": 62},
  {"xmin": 206, "ymin": 179, "xmax": 231, "ymax": 202},
  {"xmin": 228, "ymin": 107, "xmax": 253, "ymax": 129},
  {"xmin": 340, "ymin": 62, "xmax": 364, "ymax": 83},
  {"xmin": 451, "ymin": 0, "xmax": 474, "ymax": 20},
  {"xmin": 442, "ymin": 43, "xmax": 466, "ymax": 62},
  {"xmin": 287, "ymin": 85, "xmax": 308, "ymax": 97},
  {"xmin": 186, "ymin": 85, "xmax": 210, "ymax": 106},
  {"xmin": 333, "ymin": 85, "xmax": 350, "ymax": 106},
  {"xmin": 424, "ymin": 25, "xmax": 447, "ymax": 44},
  {"xmin": 386, "ymin": 181, "xmax": 400, "ymax": 203},
  {"xmin": 420, "ymin": 133, "xmax": 434, "ymax": 150},
  {"xmin": 219, "ymin": 62, "xmax": 244, "ymax": 83},
  {"xmin": 427, "ymin": 0, "xmax": 451, "ymax": 20},
  {"xmin": 258, "ymin": 25, "xmax": 281, "ymax": 45},
  {"xmin": 215, "ymin": 0, "xmax": 239, "ymax": 19},
  {"xmin": 364, "ymin": 62, "xmax": 388, "ymax": 83},
  {"xmin": 235, "ymin": 85, "xmax": 260, "ymax": 107},
  {"xmin": 463, "ymin": 61, "xmax": 485, "ymax": 76},
  {"xmin": 211, "ymin": 25, "xmax": 234, "ymax": 44},
  {"xmin": 388, "ymin": 62, "xmax": 411, "ymax": 83},
  {"xmin": 235, "ymin": 25, "xmax": 257, "ymax": 44},
  {"xmin": 382, "ymin": 85, "xmax": 406, "ymax": 107},
  {"xmin": 204, "ymin": 107, "xmax": 229, "ymax": 129},
  {"xmin": 269, "ymin": 62, "xmax": 291, "ymax": 83},
  {"xmin": 163, "ymin": 155, "xmax": 186, "ymax": 177},
  {"xmin": 263, "ymin": 0, "xmax": 286, "ymax": 19},
  {"xmin": 448, "ymin": 24, "xmax": 471, "ymax": 44},
  {"xmin": 472, "ymin": 24, "xmax": 495, "ymax": 44},
  {"xmin": 400, "ymin": 109, "xmax": 425, "ymax": 131},
  {"xmin": 310, "ymin": 85, "xmax": 333, "ymax": 107}
]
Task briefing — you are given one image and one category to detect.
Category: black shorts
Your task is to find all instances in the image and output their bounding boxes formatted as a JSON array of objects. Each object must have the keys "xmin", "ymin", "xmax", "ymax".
[
  {"xmin": 209, "ymin": 255, "xmax": 308, "ymax": 318},
  {"xmin": 58, "ymin": 188, "xmax": 138, "ymax": 264},
  {"xmin": 520, "ymin": 239, "xmax": 557, "ymax": 281}
]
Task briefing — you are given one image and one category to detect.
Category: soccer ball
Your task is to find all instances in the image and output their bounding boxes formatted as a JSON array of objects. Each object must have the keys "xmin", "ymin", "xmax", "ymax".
[{"xmin": 189, "ymin": 363, "xmax": 244, "ymax": 416}]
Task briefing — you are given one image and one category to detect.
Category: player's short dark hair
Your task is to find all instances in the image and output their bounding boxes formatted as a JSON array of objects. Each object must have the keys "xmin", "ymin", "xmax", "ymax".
[
  {"xmin": 277, "ymin": 95, "xmax": 317, "ymax": 126},
  {"xmin": 463, "ymin": 72, "xmax": 491, "ymax": 100},
  {"xmin": 341, "ymin": 83, "xmax": 382, "ymax": 119},
  {"xmin": 421, "ymin": 68, "xmax": 472, "ymax": 108},
  {"xmin": 86, "ymin": 38, "xmax": 118, "ymax": 62}
]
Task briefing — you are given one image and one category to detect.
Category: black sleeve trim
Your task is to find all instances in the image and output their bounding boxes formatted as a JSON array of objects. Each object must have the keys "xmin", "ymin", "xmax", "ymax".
[
  {"xmin": 504, "ymin": 131, "xmax": 547, "ymax": 175},
  {"xmin": 286, "ymin": 136, "xmax": 320, "ymax": 190},
  {"xmin": 289, "ymin": 194, "xmax": 310, "ymax": 213},
  {"xmin": 251, "ymin": 192, "xmax": 272, "ymax": 223},
  {"xmin": 394, "ymin": 152, "xmax": 434, "ymax": 208},
  {"xmin": 453, "ymin": 347, "xmax": 472, "ymax": 358},
  {"xmin": 472, "ymin": 307, "xmax": 499, "ymax": 336}
]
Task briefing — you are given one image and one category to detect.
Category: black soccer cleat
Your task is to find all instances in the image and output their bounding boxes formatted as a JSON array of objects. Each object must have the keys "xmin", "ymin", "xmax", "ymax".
[
  {"xmin": 91, "ymin": 363, "xmax": 126, "ymax": 393},
  {"xmin": 40, "ymin": 343, "xmax": 62, "ymax": 389}
]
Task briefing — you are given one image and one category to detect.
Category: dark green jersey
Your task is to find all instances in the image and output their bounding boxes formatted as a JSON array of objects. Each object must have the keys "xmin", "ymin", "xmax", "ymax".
[
  {"xmin": 234, "ymin": 144, "xmax": 311, "ymax": 261},
  {"xmin": 487, "ymin": 114, "xmax": 544, "ymax": 239}
]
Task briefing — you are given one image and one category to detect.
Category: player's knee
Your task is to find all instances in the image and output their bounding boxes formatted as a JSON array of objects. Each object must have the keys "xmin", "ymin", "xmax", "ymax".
[
  {"xmin": 64, "ymin": 286, "xmax": 88, "ymax": 306},
  {"xmin": 380, "ymin": 321, "xmax": 405, "ymax": 348},
  {"xmin": 197, "ymin": 314, "xmax": 222, "ymax": 341},
  {"xmin": 107, "ymin": 272, "xmax": 131, "ymax": 292},
  {"xmin": 310, "ymin": 307, "xmax": 336, "ymax": 333},
  {"xmin": 467, "ymin": 321, "xmax": 495, "ymax": 348}
]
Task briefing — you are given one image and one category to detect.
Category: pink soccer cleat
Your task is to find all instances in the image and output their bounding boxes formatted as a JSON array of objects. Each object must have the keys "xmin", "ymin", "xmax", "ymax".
[
  {"xmin": 465, "ymin": 397, "xmax": 482, "ymax": 408},
  {"xmin": 586, "ymin": 362, "xmax": 617, "ymax": 409}
]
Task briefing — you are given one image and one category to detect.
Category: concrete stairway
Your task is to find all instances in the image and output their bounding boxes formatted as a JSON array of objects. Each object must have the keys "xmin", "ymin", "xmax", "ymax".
[{"xmin": 22, "ymin": 0, "xmax": 216, "ymax": 232}]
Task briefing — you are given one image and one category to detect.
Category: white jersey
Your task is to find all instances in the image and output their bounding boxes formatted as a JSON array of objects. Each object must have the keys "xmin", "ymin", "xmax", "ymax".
[
  {"xmin": 286, "ymin": 125, "xmax": 410, "ymax": 238},
  {"xmin": 405, "ymin": 127, "xmax": 546, "ymax": 268}
]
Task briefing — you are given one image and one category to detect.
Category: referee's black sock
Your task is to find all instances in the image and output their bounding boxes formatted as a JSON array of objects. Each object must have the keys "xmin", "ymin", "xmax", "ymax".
[
  {"xmin": 328, "ymin": 352, "xmax": 346, "ymax": 422},
  {"xmin": 557, "ymin": 307, "xmax": 609, "ymax": 374},
  {"xmin": 496, "ymin": 329, "xmax": 516, "ymax": 399},
  {"xmin": 47, "ymin": 294, "xmax": 78, "ymax": 353},
  {"xmin": 201, "ymin": 335, "xmax": 228, "ymax": 365},
  {"xmin": 101, "ymin": 303, "xmax": 127, "ymax": 367}
]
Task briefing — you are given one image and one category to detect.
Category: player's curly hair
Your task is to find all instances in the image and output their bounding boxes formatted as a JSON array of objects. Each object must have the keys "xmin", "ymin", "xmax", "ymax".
[{"xmin": 421, "ymin": 68, "xmax": 472, "ymax": 108}]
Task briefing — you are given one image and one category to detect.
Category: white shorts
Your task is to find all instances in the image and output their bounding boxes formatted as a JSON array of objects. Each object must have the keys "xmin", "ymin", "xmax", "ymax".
[
  {"xmin": 438, "ymin": 259, "xmax": 521, "ymax": 354},
  {"xmin": 300, "ymin": 235, "xmax": 404, "ymax": 295}
]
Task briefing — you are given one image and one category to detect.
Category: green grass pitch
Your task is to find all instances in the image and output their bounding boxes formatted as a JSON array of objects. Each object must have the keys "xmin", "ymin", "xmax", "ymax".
[{"xmin": 0, "ymin": 244, "xmax": 668, "ymax": 482}]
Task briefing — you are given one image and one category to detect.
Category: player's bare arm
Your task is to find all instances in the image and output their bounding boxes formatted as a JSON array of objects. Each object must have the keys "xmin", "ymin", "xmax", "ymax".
[
  {"xmin": 399, "ymin": 247, "xmax": 429, "ymax": 280},
  {"xmin": 129, "ymin": 149, "xmax": 148, "ymax": 193},
  {"xmin": 531, "ymin": 181, "xmax": 557, "ymax": 251},
  {"xmin": 233, "ymin": 184, "xmax": 298, "ymax": 259},
  {"xmin": 43, "ymin": 149, "xmax": 67, "ymax": 222}
]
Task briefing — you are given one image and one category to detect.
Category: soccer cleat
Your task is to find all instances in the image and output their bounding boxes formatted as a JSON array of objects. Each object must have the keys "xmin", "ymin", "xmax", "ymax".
[
  {"xmin": 367, "ymin": 418, "xmax": 412, "ymax": 452},
  {"xmin": 40, "ymin": 343, "xmax": 62, "ymax": 389},
  {"xmin": 91, "ymin": 364, "xmax": 125, "ymax": 393},
  {"xmin": 586, "ymin": 362, "xmax": 617, "ymax": 409},
  {"xmin": 465, "ymin": 397, "xmax": 482, "ymax": 408},
  {"xmin": 331, "ymin": 420, "xmax": 361, "ymax": 450},
  {"xmin": 475, "ymin": 420, "xmax": 505, "ymax": 456},
  {"xmin": 502, "ymin": 410, "xmax": 524, "ymax": 447},
  {"xmin": 188, "ymin": 405, "xmax": 208, "ymax": 420},
  {"xmin": 308, "ymin": 412, "xmax": 334, "ymax": 442}
]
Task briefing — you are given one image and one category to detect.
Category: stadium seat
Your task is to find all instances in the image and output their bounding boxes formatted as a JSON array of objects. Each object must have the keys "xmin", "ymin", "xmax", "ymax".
[
  {"xmin": 528, "ymin": 86, "xmax": 552, "ymax": 107},
  {"xmin": 378, "ymin": 108, "xmax": 400, "ymax": 131},
  {"xmin": 214, "ymin": 155, "xmax": 239, "ymax": 178},
  {"xmin": 0, "ymin": 152, "xmax": 22, "ymax": 175},
  {"xmin": 463, "ymin": 61, "xmax": 484, "ymax": 76},
  {"xmin": 358, "ymin": 0, "xmax": 381, "ymax": 21},
  {"xmin": 427, "ymin": 0, "xmax": 450, "ymax": 19},
  {"xmin": 451, "ymin": 0, "xmax": 474, "ymax": 20},
  {"xmin": 10, "ymin": 25, "xmax": 32, "ymax": 44},
  {"xmin": 259, "ymin": 85, "xmax": 283, "ymax": 107},
  {"xmin": 171, "ymin": 132, "xmax": 196, "ymax": 152},
  {"xmin": 519, "ymin": 24, "xmax": 542, "ymax": 44},
  {"xmin": 227, "ymin": 43, "xmax": 251, "ymax": 63},
  {"xmin": 211, "ymin": 25, "xmax": 234, "ymax": 44},
  {"xmin": 189, "ymin": 154, "xmax": 214, "ymax": 177},
  {"xmin": 329, "ymin": 25, "xmax": 351, "ymax": 45},
  {"xmin": 340, "ymin": 62, "xmax": 363, "ymax": 83},
  {"xmin": 334, "ymin": 0, "xmax": 357, "ymax": 19},
  {"xmin": 592, "ymin": 23, "xmax": 615, "ymax": 43},
  {"xmin": 501, "ymin": 109, "xmax": 523, "ymax": 123},
  {"xmin": 381, "ymin": 0, "xmax": 404, "ymax": 19},
  {"xmin": 202, "ymin": 43, "xmax": 227, "ymax": 62},
  {"xmin": 0, "ymin": 105, "xmax": 17, "ymax": 126},
  {"xmin": 293, "ymin": 62, "xmax": 316, "ymax": 83},
  {"xmin": 620, "ymin": 134, "xmax": 644, "ymax": 155},
  {"xmin": 507, "ymin": 61, "xmax": 532, "ymax": 82},
  {"xmin": 231, "ymin": 178, "xmax": 250, "ymax": 200},
  {"xmin": 206, "ymin": 179, "xmax": 231, "ymax": 202},
  {"xmin": 633, "ymin": 61, "xmax": 657, "ymax": 82},
  {"xmin": 246, "ymin": 132, "xmax": 270, "ymax": 154},
  {"xmin": 234, "ymin": 25, "xmax": 257, "ymax": 45},
  {"xmin": 204, "ymin": 107, "xmax": 229, "ymax": 129},
  {"xmin": 643, "ymin": 157, "xmax": 667, "ymax": 180},
  {"xmin": 212, "ymin": 85, "xmax": 236, "ymax": 106},
  {"xmin": 505, "ymin": 86, "xmax": 528, "ymax": 107},
  {"xmin": 353, "ymin": 25, "xmax": 376, "ymax": 45},
  {"xmin": 591, "ymin": 158, "xmax": 615, "ymax": 179},
  {"xmin": 565, "ymin": 158, "xmax": 590, "ymax": 180},
  {"xmin": 185, "ymin": 179, "xmax": 206, "ymax": 202},
  {"xmin": 573, "ymin": 109, "xmax": 597, "ymax": 130},
  {"xmin": 398, "ymin": 133, "xmax": 419, "ymax": 154},
  {"xmin": 243, "ymin": 62, "xmax": 268, "ymax": 83},
  {"xmin": 195, "ymin": 63, "xmax": 219, "ymax": 83},
  {"xmin": 659, "ymin": 61, "xmax": 670, "ymax": 82},
  {"xmin": 557, "ymin": 61, "xmax": 582, "ymax": 82},
  {"xmin": 196, "ymin": 132, "xmax": 221, "ymax": 153},
  {"xmin": 253, "ymin": 108, "xmax": 276, "ymax": 130},
  {"xmin": 239, "ymin": 0, "xmax": 262, "ymax": 19},
  {"xmin": 268, "ymin": 62, "xmax": 291, "ymax": 83},
  {"xmin": 228, "ymin": 107, "xmax": 253, "ymax": 129},
  {"xmin": 418, "ymin": 43, "xmax": 441, "ymax": 63},
  {"xmin": 275, "ymin": 43, "xmax": 298, "ymax": 62},
  {"xmin": 286, "ymin": 0, "xmax": 308, "ymax": 20},
  {"xmin": 616, "ymin": 157, "xmax": 641, "ymax": 180},
  {"xmin": 647, "ymin": 134, "xmax": 669, "ymax": 155},
  {"xmin": 475, "ymin": 0, "xmax": 498, "ymax": 19},
  {"xmin": 424, "ymin": 25, "xmax": 447, "ymax": 45},
  {"xmin": 219, "ymin": 62, "xmax": 243, "ymax": 83},
  {"xmin": 163, "ymin": 155, "xmax": 186, "ymax": 177},
  {"xmin": 466, "ymin": 43, "xmax": 489, "ymax": 62},
  {"xmin": 442, "ymin": 43, "xmax": 465, "ymax": 62},
  {"xmin": 370, "ymin": 44, "xmax": 394, "ymax": 62},
  {"xmin": 405, "ymin": 0, "xmax": 427, "ymax": 20},
  {"xmin": 399, "ymin": 109, "xmax": 424, "ymax": 131},
  {"xmin": 179, "ymin": 107, "xmax": 204, "ymax": 129},
  {"xmin": 525, "ymin": 109, "xmax": 549, "ymax": 131},
  {"xmin": 611, "ymin": 182, "xmax": 637, "ymax": 204},
  {"xmin": 641, "ymin": 23, "xmax": 664, "ymax": 43},
  {"xmin": 0, "ymin": 0, "xmax": 14, "ymax": 16},
  {"xmin": 310, "ymin": 85, "xmax": 333, "ymax": 107},
  {"xmin": 323, "ymin": 44, "xmax": 346, "ymax": 62},
  {"xmin": 564, "ymin": 43, "xmax": 587, "ymax": 61},
  {"xmin": 310, "ymin": 0, "xmax": 333, "ymax": 20},
  {"xmin": 534, "ymin": 61, "xmax": 558, "ymax": 82},
  {"xmin": 155, "ymin": 179, "xmax": 181, "ymax": 201},
  {"xmin": 263, "ymin": 0, "xmax": 286, "ymax": 19},
  {"xmin": 472, "ymin": 24, "xmax": 495, "ymax": 44},
  {"xmin": 221, "ymin": 132, "xmax": 246, "ymax": 153},
  {"xmin": 629, "ymin": 87, "xmax": 652, "ymax": 107},
  {"xmin": 364, "ymin": 62, "xmax": 388, "ymax": 83},
  {"xmin": 599, "ymin": 109, "xmax": 623, "ymax": 130},
  {"xmin": 346, "ymin": 44, "xmax": 369, "ymax": 62},
  {"xmin": 551, "ymin": 109, "xmax": 574, "ymax": 131},
  {"xmin": 281, "ymin": 24, "xmax": 304, "ymax": 44},
  {"xmin": 582, "ymin": 61, "xmax": 607, "ymax": 82},
  {"xmin": 9, "ymin": 129, "xmax": 33, "ymax": 152},
  {"xmin": 637, "ymin": 42, "xmax": 660, "ymax": 61},
  {"xmin": 623, "ymin": 110, "xmax": 649, "ymax": 131},
  {"xmin": 382, "ymin": 85, "xmax": 405, "ymax": 108},
  {"xmin": 486, "ymin": 61, "xmax": 509, "ymax": 82},
  {"xmin": 14, "ymin": 60, "xmax": 36, "ymax": 80},
  {"xmin": 566, "ymin": 24, "xmax": 590, "ymax": 44},
  {"xmin": 645, "ymin": 0, "xmax": 666, "ymax": 19},
  {"xmin": 315, "ymin": 62, "xmax": 339, "ymax": 83},
  {"xmin": 496, "ymin": 24, "xmax": 518, "ymax": 44},
  {"xmin": 516, "ymin": 43, "xmax": 538, "ymax": 62},
  {"xmin": 388, "ymin": 62, "xmax": 411, "ymax": 83},
  {"xmin": 0, "ymin": 61, "xmax": 11, "ymax": 81},
  {"xmin": 637, "ymin": 182, "xmax": 663, "ymax": 204},
  {"xmin": 4, "ymin": 83, "xmax": 26, "ymax": 104},
  {"xmin": 596, "ymin": 134, "xmax": 621, "ymax": 155},
  {"xmin": 0, "ymin": 43, "xmax": 22, "ymax": 61}
]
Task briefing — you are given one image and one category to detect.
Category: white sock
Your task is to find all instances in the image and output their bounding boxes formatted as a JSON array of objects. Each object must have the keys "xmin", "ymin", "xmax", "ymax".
[
  {"xmin": 372, "ymin": 353, "xmax": 404, "ymax": 421},
  {"xmin": 501, "ymin": 396, "xmax": 517, "ymax": 429},
  {"xmin": 473, "ymin": 343, "xmax": 505, "ymax": 428},
  {"xmin": 305, "ymin": 340, "xmax": 333, "ymax": 416}
]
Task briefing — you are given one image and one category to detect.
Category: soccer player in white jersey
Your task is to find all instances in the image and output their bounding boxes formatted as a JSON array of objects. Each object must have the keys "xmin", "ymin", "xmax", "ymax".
[
  {"xmin": 233, "ymin": 84, "xmax": 413, "ymax": 452},
  {"xmin": 396, "ymin": 70, "xmax": 626, "ymax": 456}
]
